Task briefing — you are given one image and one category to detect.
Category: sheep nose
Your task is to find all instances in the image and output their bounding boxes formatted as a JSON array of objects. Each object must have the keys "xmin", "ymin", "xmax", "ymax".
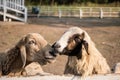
[
  {"xmin": 54, "ymin": 44, "xmax": 61, "ymax": 48},
  {"xmin": 51, "ymin": 43, "xmax": 60, "ymax": 56},
  {"xmin": 52, "ymin": 42, "xmax": 61, "ymax": 49}
]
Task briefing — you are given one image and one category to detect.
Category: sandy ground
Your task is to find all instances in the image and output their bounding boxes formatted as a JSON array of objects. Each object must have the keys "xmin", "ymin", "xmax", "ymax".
[
  {"xmin": 0, "ymin": 17, "xmax": 120, "ymax": 79},
  {"xmin": 0, "ymin": 74, "xmax": 120, "ymax": 80}
]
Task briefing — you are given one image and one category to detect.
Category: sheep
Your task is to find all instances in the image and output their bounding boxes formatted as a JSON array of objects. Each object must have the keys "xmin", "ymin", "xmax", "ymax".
[
  {"xmin": 0, "ymin": 33, "xmax": 55, "ymax": 76},
  {"xmin": 113, "ymin": 63, "xmax": 120, "ymax": 74},
  {"xmin": 52, "ymin": 27, "xmax": 111, "ymax": 77}
]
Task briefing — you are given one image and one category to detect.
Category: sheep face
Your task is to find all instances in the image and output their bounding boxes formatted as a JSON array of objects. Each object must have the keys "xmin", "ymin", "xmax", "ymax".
[
  {"xmin": 24, "ymin": 34, "xmax": 50, "ymax": 61},
  {"xmin": 52, "ymin": 27, "xmax": 89, "ymax": 57},
  {"xmin": 16, "ymin": 33, "xmax": 55, "ymax": 66},
  {"xmin": 25, "ymin": 34, "xmax": 42, "ymax": 61}
]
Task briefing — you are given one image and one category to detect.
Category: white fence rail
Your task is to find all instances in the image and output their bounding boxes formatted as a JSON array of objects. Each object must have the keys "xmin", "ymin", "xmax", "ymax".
[
  {"xmin": 0, "ymin": 0, "xmax": 27, "ymax": 22},
  {"xmin": 6, "ymin": 0, "xmax": 24, "ymax": 10},
  {"xmin": 28, "ymin": 7, "xmax": 120, "ymax": 18},
  {"xmin": 0, "ymin": 0, "xmax": 24, "ymax": 10}
]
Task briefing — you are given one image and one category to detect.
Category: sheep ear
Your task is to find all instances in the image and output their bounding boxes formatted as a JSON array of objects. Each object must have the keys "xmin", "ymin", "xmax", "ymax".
[
  {"xmin": 17, "ymin": 37, "xmax": 26, "ymax": 68},
  {"xmin": 82, "ymin": 40, "xmax": 89, "ymax": 55},
  {"xmin": 20, "ymin": 45, "xmax": 26, "ymax": 68},
  {"xmin": 80, "ymin": 32, "xmax": 85, "ymax": 40}
]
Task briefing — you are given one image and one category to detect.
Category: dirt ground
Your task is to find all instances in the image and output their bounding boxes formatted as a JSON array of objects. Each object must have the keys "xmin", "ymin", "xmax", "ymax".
[
  {"xmin": 1, "ymin": 74, "xmax": 120, "ymax": 80},
  {"xmin": 0, "ymin": 17, "xmax": 120, "ymax": 75}
]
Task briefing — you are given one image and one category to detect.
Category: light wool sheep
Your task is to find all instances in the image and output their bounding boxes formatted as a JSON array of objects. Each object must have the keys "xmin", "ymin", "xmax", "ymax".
[
  {"xmin": 113, "ymin": 63, "xmax": 120, "ymax": 73},
  {"xmin": 1, "ymin": 33, "xmax": 55, "ymax": 76},
  {"xmin": 52, "ymin": 27, "xmax": 110, "ymax": 77}
]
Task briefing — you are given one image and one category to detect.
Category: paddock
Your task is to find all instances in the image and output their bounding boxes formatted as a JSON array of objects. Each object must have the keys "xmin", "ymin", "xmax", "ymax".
[{"xmin": 0, "ymin": 17, "xmax": 120, "ymax": 79}]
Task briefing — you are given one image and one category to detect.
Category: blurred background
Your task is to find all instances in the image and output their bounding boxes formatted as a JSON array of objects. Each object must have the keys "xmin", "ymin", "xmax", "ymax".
[{"xmin": 25, "ymin": 0, "xmax": 120, "ymax": 7}]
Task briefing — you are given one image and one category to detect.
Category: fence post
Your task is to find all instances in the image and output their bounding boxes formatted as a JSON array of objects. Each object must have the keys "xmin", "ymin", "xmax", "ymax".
[
  {"xmin": 24, "ymin": 7, "xmax": 27, "ymax": 23},
  {"xmin": 3, "ymin": 0, "xmax": 7, "ymax": 21},
  {"xmin": 100, "ymin": 8, "xmax": 103, "ymax": 19},
  {"xmin": 110, "ymin": 8, "xmax": 112, "ymax": 17},
  {"xmin": 58, "ymin": 8, "xmax": 62, "ymax": 18},
  {"xmin": 10, "ymin": 0, "xmax": 12, "ymax": 8},
  {"xmin": 47, "ymin": 7, "xmax": 49, "ymax": 16},
  {"xmin": 90, "ymin": 8, "xmax": 92, "ymax": 17},
  {"xmin": 79, "ymin": 8, "xmax": 82, "ymax": 19},
  {"xmin": 37, "ymin": 7, "xmax": 40, "ymax": 18}
]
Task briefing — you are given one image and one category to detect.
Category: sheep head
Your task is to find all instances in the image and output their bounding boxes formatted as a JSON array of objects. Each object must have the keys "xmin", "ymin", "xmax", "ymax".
[
  {"xmin": 52, "ymin": 27, "xmax": 89, "ymax": 59},
  {"xmin": 16, "ymin": 33, "xmax": 56, "ymax": 66}
]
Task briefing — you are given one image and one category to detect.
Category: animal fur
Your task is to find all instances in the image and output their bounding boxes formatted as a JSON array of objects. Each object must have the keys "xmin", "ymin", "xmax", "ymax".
[
  {"xmin": 52, "ymin": 27, "xmax": 110, "ymax": 77},
  {"xmin": 1, "ymin": 33, "xmax": 55, "ymax": 76},
  {"xmin": 113, "ymin": 63, "xmax": 120, "ymax": 73},
  {"xmin": 22, "ymin": 62, "xmax": 51, "ymax": 76}
]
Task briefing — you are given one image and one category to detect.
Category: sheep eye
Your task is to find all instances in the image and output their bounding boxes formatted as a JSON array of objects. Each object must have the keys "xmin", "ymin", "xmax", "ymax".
[
  {"xmin": 28, "ymin": 40, "xmax": 36, "ymax": 45},
  {"xmin": 68, "ymin": 40, "xmax": 71, "ymax": 43},
  {"xmin": 68, "ymin": 39, "xmax": 73, "ymax": 43}
]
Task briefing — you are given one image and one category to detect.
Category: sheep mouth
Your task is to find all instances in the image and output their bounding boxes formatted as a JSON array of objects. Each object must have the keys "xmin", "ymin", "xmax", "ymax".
[
  {"xmin": 44, "ymin": 52, "xmax": 56, "ymax": 63},
  {"xmin": 42, "ymin": 44, "xmax": 57, "ymax": 62},
  {"xmin": 45, "ymin": 56, "xmax": 55, "ymax": 60},
  {"xmin": 44, "ymin": 50, "xmax": 57, "ymax": 60}
]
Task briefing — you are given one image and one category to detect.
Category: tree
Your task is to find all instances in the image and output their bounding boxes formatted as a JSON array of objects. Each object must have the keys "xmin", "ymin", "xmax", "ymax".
[
  {"xmin": 39, "ymin": 0, "xmax": 42, "ymax": 5},
  {"xmin": 51, "ymin": 0, "xmax": 54, "ymax": 6}
]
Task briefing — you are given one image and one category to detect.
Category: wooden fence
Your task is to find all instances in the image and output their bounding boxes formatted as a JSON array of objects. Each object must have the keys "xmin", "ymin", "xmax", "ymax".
[{"xmin": 28, "ymin": 6, "xmax": 120, "ymax": 18}]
